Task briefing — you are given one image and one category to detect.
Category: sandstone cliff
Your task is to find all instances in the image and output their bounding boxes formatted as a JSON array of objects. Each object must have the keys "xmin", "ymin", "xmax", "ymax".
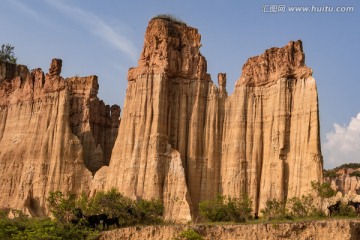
[
  {"xmin": 0, "ymin": 17, "xmax": 324, "ymax": 221},
  {"xmin": 221, "ymin": 41, "xmax": 324, "ymax": 212},
  {"xmin": 95, "ymin": 17, "xmax": 323, "ymax": 221},
  {"xmin": 0, "ymin": 59, "xmax": 119, "ymax": 215},
  {"xmin": 102, "ymin": 17, "xmax": 223, "ymax": 222}
]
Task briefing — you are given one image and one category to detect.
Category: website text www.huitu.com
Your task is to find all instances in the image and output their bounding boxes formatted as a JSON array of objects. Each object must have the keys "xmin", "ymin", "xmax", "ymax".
[{"xmin": 262, "ymin": 5, "xmax": 354, "ymax": 13}]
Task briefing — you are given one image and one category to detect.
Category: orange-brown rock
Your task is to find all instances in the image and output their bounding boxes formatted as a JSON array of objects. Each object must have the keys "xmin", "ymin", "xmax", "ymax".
[
  {"xmin": 0, "ymin": 17, "xmax": 324, "ymax": 221},
  {"xmin": 100, "ymin": 220, "xmax": 360, "ymax": 240},
  {"xmin": 96, "ymin": 17, "xmax": 323, "ymax": 221},
  {"xmin": 238, "ymin": 41, "xmax": 312, "ymax": 87},
  {"xmin": 67, "ymin": 75, "xmax": 120, "ymax": 172},
  {"xmin": 326, "ymin": 168, "xmax": 360, "ymax": 195},
  {"xmin": 221, "ymin": 40, "xmax": 323, "ymax": 213},
  {"xmin": 0, "ymin": 59, "xmax": 119, "ymax": 215},
  {"xmin": 99, "ymin": 17, "xmax": 225, "ymax": 222}
]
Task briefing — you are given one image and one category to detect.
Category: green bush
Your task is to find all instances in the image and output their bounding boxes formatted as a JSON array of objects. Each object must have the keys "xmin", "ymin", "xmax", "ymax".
[
  {"xmin": 335, "ymin": 163, "xmax": 360, "ymax": 170},
  {"xmin": 311, "ymin": 181, "xmax": 336, "ymax": 199},
  {"xmin": 350, "ymin": 171, "xmax": 360, "ymax": 178},
  {"xmin": 260, "ymin": 199, "xmax": 290, "ymax": 220},
  {"xmin": 177, "ymin": 228, "xmax": 203, "ymax": 240},
  {"xmin": 323, "ymin": 169, "xmax": 340, "ymax": 179},
  {"xmin": 199, "ymin": 195, "xmax": 252, "ymax": 222},
  {"xmin": 332, "ymin": 202, "xmax": 357, "ymax": 217},
  {"xmin": 134, "ymin": 198, "xmax": 164, "ymax": 224},
  {"xmin": 82, "ymin": 188, "xmax": 133, "ymax": 222},
  {"xmin": 287, "ymin": 194, "xmax": 320, "ymax": 218},
  {"xmin": 47, "ymin": 191, "xmax": 77, "ymax": 223},
  {"xmin": 0, "ymin": 44, "xmax": 17, "ymax": 64}
]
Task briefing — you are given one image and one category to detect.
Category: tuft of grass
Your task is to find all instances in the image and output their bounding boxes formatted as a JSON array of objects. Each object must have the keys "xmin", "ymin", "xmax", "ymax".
[{"xmin": 152, "ymin": 14, "xmax": 187, "ymax": 25}]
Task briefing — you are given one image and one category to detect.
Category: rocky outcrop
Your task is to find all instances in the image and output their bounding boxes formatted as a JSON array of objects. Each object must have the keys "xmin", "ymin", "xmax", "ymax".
[
  {"xmin": 95, "ymin": 17, "xmax": 323, "ymax": 221},
  {"xmin": 0, "ymin": 59, "xmax": 119, "ymax": 215},
  {"xmin": 100, "ymin": 220, "xmax": 360, "ymax": 240},
  {"xmin": 327, "ymin": 168, "xmax": 360, "ymax": 195}
]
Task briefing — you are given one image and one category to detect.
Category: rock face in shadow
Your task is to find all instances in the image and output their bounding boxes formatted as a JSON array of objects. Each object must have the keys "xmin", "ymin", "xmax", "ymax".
[
  {"xmin": 96, "ymin": 17, "xmax": 323, "ymax": 221},
  {"xmin": 0, "ymin": 59, "xmax": 119, "ymax": 215}
]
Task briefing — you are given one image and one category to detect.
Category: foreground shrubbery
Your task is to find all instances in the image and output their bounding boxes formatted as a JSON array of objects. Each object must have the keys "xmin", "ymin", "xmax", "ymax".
[
  {"xmin": 199, "ymin": 195, "xmax": 252, "ymax": 222},
  {"xmin": 0, "ymin": 189, "xmax": 164, "ymax": 239},
  {"xmin": 48, "ymin": 188, "xmax": 164, "ymax": 227},
  {"xmin": 260, "ymin": 195, "xmax": 326, "ymax": 220},
  {"xmin": 198, "ymin": 181, "xmax": 355, "ymax": 223},
  {"xmin": 176, "ymin": 228, "xmax": 204, "ymax": 240},
  {"xmin": 260, "ymin": 181, "xmax": 358, "ymax": 220},
  {"xmin": 0, "ymin": 209, "xmax": 99, "ymax": 240}
]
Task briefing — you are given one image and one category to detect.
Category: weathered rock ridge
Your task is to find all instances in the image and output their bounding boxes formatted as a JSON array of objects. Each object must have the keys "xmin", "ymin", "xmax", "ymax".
[
  {"xmin": 0, "ymin": 59, "xmax": 120, "ymax": 215},
  {"xmin": 100, "ymin": 220, "xmax": 360, "ymax": 240},
  {"xmin": 95, "ymin": 17, "xmax": 323, "ymax": 221}
]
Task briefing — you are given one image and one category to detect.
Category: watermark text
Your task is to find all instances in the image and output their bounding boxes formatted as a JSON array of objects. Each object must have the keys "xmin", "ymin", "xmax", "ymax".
[{"xmin": 262, "ymin": 5, "xmax": 354, "ymax": 13}]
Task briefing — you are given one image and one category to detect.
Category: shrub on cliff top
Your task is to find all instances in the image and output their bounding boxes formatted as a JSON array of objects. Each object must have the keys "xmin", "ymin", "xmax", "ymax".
[
  {"xmin": 152, "ymin": 14, "xmax": 187, "ymax": 25},
  {"xmin": 0, "ymin": 44, "xmax": 17, "ymax": 64},
  {"xmin": 350, "ymin": 171, "xmax": 360, "ymax": 178}
]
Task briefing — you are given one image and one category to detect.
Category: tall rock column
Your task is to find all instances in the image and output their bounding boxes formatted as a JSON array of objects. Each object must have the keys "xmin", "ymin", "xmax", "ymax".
[
  {"xmin": 220, "ymin": 41, "xmax": 323, "ymax": 213},
  {"xmin": 102, "ymin": 17, "xmax": 226, "ymax": 220}
]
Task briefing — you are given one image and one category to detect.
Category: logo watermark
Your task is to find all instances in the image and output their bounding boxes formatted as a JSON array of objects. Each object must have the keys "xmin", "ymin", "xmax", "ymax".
[{"xmin": 262, "ymin": 5, "xmax": 354, "ymax": 13}]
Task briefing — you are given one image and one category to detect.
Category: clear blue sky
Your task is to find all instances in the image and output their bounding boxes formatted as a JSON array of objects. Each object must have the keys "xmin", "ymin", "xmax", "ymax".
[{"xmin": 1, "ymin": 0, "xmax": 359, "ymax": 169}]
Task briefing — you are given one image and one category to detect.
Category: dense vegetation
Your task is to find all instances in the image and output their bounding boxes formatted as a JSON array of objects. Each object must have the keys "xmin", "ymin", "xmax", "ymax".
[
  {"xmin": 47, "ymin": 188, "xmax": 163, "ymax": 227},
  {"xmin": 197, "ymin": 181, "xmax": 353, "ymax": 223},
  {"xmin": 324, "ymin": 163, "xmax": 360, "ymax": 179},
  {"xmin": 259, "ymin": 181, "xmax": 355, "ymax": 221},
  {"xmin": 0, "ymin": 181, "xmax": 358, "ymax": 239},
  {"xmin": 334, "ymin": 163, "xmax": 360, "ymax": 170},
  {"xmin": 0, "ymin": 209, "xmax": 99, "ymax": 240},
  {"xmin": 350, "ymin": 171, "xmax": 360, "ymax": 178},
  {"xmin": 323, "ymin": 169, "xmax": 340, "ymax": 179}
]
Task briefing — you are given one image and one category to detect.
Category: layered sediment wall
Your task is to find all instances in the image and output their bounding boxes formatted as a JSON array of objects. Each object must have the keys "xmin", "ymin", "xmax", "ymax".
[{"xmin": 100, "ymin": 220, "xmax": 360, "ymax": 240}]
